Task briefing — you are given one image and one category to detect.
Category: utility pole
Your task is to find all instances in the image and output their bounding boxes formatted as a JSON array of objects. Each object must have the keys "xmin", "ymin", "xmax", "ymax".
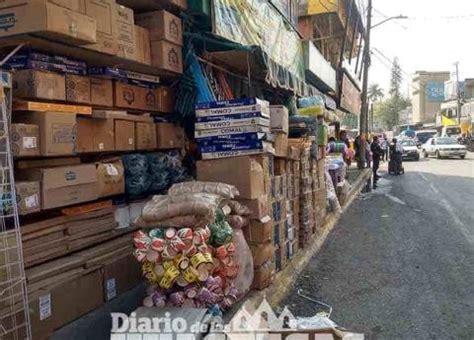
[
  {"xmin": 358, "ymin": 0, "xmax": 372, "ymax": 169},
  {"xmin": 454, "ymin": 61, "xmax": 462, "ymax": 124}
]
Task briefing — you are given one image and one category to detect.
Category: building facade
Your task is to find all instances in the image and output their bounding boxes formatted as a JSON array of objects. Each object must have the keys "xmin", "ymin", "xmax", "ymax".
[{"xmin": 411, "ymin": 71, "xmax": 450, "ymax": 124}]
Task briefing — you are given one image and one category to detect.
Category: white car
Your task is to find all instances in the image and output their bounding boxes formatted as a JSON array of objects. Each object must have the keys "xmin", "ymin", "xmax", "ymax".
[
  {"xmin": 422, "ymin": 137, "xmax": 467, "ymax": 159},
  {"xmin": 400, "ymin": 139, "xmax": 420, "ymax": 161}
]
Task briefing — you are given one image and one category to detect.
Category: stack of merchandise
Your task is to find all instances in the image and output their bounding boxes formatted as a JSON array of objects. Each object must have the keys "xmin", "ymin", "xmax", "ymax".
[
  {"xmin": 194, "ymin": 98, "xmax": 272, "ymax": 159},
  {"xmin": 132, "ymin": 182, "xmax": 254, "ymax": 310},
  {"xmin": 270, "ymin": 105, "xmax": 289, "ymax": 158},
  {"xmin": 311, "ymin": 157, "xmax": 327, "ymax": 233},
  {"xmin": 238, "ymin": 154, "xmax": 275, "ymax": 290},
  {"xmin": 122, "ymin": 152, "xmax": 188, "ymax": 197},
  {"xmin": 293, "ymin": 140, "xmax": 316, "ymax": 248}
]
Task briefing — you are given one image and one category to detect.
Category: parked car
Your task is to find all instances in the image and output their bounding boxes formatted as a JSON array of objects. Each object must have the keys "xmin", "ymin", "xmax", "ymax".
[
  {"xmin": 414, "ymin": 130, "xmax": 437, "ymax": 147},
  {"xmin": 400, "ymin": 139, "xmax": 420, "ymax": 161},
  {"xmin": 422, "ymin": 137, "xmax": 467, "ymax": 159}
]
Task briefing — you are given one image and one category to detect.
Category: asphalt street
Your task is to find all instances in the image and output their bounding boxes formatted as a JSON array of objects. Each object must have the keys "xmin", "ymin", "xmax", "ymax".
[{"xmin": 281, "ymin": 152, "xmax": 474, "ymax": 339}]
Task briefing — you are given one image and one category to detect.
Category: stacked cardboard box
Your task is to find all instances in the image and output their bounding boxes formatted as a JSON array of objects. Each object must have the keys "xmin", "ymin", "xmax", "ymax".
[
  {"xmin": 312, "ymin": 158, "xmax": 327, "ymax": 233},
  {"xmin": 195, "ymin": 98, "xmax": 272, "ymax": 159}
]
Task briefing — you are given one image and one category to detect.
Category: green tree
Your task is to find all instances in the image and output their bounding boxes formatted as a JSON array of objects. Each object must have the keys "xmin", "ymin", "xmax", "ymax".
[
  {"xmin": 368, "ymin": 83, "xmax": 384, "ymax": 102},
  {"xmin": 389, "ymin": 57, "xmax": 402, "ymax": 98}
]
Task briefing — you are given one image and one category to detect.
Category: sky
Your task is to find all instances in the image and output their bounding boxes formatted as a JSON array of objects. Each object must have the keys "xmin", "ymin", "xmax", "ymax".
[{"xmin": 367, "ymin": 0, "xmax": 474, "ymax": 97}]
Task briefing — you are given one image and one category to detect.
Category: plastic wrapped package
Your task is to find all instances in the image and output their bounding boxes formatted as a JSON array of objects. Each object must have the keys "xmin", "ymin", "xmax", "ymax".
[
  {"xmin": 126, "ymin": 174, "xmax": 151, "ymax": 196},
  {"xmin": 123, "ymin": 154, "xmax": 148, "ymax": 174},
  {"xmin": 228, "ymin": 225, "xmax": 254, "ymax": 299},
  {"xmin": 169, "ymin": 182, "xmax": 239, "ymax": 199},
  {"xmin": 325, "ymin": 169, "xmax": 341, "ymax": 213},
  {"xmin": 226, "ymin": 215, "xmax": 249, "ymax": 230},
  {"xmin": 225, "ymin": 200, "xmax": 251, "ymax": 216},
  {"xmin": 149, "ymin": 170, "xmax": 171, "ymax": 193},
  {"xmin": 141, "ymin": 193, "xmax": 222, "ymax": 224}
]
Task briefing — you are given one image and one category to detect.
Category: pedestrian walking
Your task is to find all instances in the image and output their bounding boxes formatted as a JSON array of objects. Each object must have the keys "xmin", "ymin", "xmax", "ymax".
[
  {"xmin": 370, "ymin": 136, "xmax": 383, "ymax": 188},
  {"xmin": 380, "ymin": 135, "xmax": 388, "ymax": 162}
]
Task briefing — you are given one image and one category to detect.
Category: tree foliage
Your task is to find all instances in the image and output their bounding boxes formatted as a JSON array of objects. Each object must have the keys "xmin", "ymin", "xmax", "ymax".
[
  {"xmin": 372, "ymin": 57, "xmax": 410, "ymax": 130},
  {"xmin": 368, "ymin": 83, "xmax": 384, "ymax": 102}
]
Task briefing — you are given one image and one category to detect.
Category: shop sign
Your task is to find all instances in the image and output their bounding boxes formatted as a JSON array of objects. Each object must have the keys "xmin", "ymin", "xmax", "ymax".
[
  {"xmin": 212, "ymin": 0, "xmax": 305, "ymax": 80},
  {"xmin": 340, "ymin": 74, "xmax": 361, "ymax": 115},
  {"xmin": 324, "ymin": 95, "xmax": 337, "ymax": 111},
  {"xmin": 426, "ymin": 81, "xmax": 445, "ymax": 102},
  {"xmin": 303, "ymin": 41, "xmax": 337, "ymax": 92}
]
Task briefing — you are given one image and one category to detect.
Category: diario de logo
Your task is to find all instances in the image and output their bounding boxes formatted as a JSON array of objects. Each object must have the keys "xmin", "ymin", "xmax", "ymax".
[{"xmin": 0, "ymin": 12, "xmax": 17, "ymax": 32}]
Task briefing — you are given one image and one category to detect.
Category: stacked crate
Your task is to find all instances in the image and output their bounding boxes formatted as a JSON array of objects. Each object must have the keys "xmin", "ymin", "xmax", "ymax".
[
  {"xmin": 313, "ymin": 158, "xmax": 327, "ymax": 232},
  {"xmin": 298, "ymin": 143, "xmax": 315, "ymax": 247},
  {"xmin": 272, "ymin": 158, "xmax": 288, "ymax": 272}
]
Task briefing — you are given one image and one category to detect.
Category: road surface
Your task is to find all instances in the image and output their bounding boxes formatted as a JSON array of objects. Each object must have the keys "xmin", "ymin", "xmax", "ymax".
[{"xmin": 281, "ymin": 152, "xmax": 474, "ymax": 339}]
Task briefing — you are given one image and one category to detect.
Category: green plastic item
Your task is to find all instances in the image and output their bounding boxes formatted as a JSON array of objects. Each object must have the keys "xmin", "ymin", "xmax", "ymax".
[{"xmin": 317, "ymin": 124, "xmax": 328, "ymax": 146}]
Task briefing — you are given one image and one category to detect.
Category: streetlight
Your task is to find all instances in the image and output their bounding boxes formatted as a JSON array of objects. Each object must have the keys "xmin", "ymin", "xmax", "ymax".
[{"xmin": 371, "ymin": 15, "xmax": 409, "ymax": 29}]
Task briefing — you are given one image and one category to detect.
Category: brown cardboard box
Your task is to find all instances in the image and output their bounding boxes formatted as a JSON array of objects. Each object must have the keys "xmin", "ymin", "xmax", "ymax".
[
  {"xmin": 135, "ymin": 122, "xmax": 157, "ymax": 150},
  {"xmin": 17, "ymin": 164, "xmax": 98, "ymax": 210},
  {"xmin": 135, "ymin": 10, "xmax": 183, "ymax": 45},
  {"xmin": 134, "ymin": 25, "xmax": 151, "ymax": 65},
  {"xmin": 10, "ymin": 123, "xmax": 40, "ymax": 157},
  {"xmin": 13, "ymin": 70, "xmax": 65, "ymax": 101},
  {"xmin": 84, "ymin": 0, "xmax": 118, "ymax": 54},
  {"xmin": 243, "ymin": 216, "xmax": 272, "ymax": 243},
  {"xmin": 249, "ymin": 242, "xmax": 274, "ymax": 268},
  {"xmin": 0, "ymin": 1, "xmax": 96, "ymax": 45},
  {"xmin": 76, "ymin": 117, "xmax": 115, "ymax": 152},
  {"xmin": 65, "ymin": 74, "xmax": 91, "ymax": 104},
  {"xmin": 155, "ymin": 122, "xmax": 184, "ymax": 149},
  {"xmin": 274, "ymin": 158, "xmax": 286, "ymax": 176},
  {"xmin": 13, "ymin": 112, "xmax": 76, "ymax": 156},
  {"xmin": 252, "ymin": 261, "xmax": 274, "ymax": 290},
  {"xmin": 29, "ymin": 270, "xmax": 103, "ymax": 340},
  {"xmin": 237, "ymin": 195, "xmax": 270, "ymax": 219},
  {"xmin": 115, "ymin": 4, "xmax": 137, "ymax": 60},
  {"xmin": 113, "ymin": 81, "xmax": 160, "ymax": 111},
  {"xmin": 157, "ymin": 86, "xmax": 175, "ymax": 112},
  {"xmin": 197, "ymin": 156, "xmax": 264, "ymax": 199},
  {"xmin": 274, "ymin": 132, "xmax": 288, "ymax": 157},
  {"xmin": 102, "ymin": 254, "xmax": 142, "ymax": 301},
  {"xmin": 150, "ymin": 40, "xmax": 183, "ymax": 74},
  {"xmin": 49, "ymin": 0, "xmax": 83, "ymax": 12},
  {"xmin": 90, "ymin": 78, "xmax": 114, "ymax": 107},
  {"xmin": 14, "ymin": 181, "xmax": 41, "ymax": 215},
  {"xmin": 96, "ymin": 160, "xmax": 125, "ymax": 197},
  {"xmin": 114, "ymin": 120, "xmax": 135, "ymax": 151}
]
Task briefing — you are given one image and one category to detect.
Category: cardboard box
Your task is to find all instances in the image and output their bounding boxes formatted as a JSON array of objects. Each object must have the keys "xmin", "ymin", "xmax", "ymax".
[
  {"xmin": 13, "ymin": 70, "xmax": 65, "ymax": 101},
  {"xmin": 150, "ymin": 40, "xmax": 183, "ymax": 74},
  {"xmin": 155, "ymin": 122, "xmax": 184, "ymax": 149},
  {"xmin": 249, "ymin": 242, "xmax": 274, "ymax": 268},
  {"xmin": 114, "ymin": 120, "xmax": 135, "ymax": 150},
  {"xmin": 115, "ymin": 4, "xmax": 137, "ymax": 60},
  {"xmin": 135, "ymin": 122, "xmax": 157, "ymax": 150},
  {"xmin": 29, "ymin": 270, "xmax": 103, "ymax": 339},
  {"xmin": 157, "ymin": 86, "xmax": 175, "ymax": 112},
  {"xmin": 274, "ymin": 158, "xmax": 286, "ymax": 176},
  {"xmin": 102, "ymin": 254, "xmax": 141, "ymax": 301},
  {"xmin": 76, "ymin": 117, "xmax": 115, "ymax": 152},
  {"xmin": 14, "ymin": 181, "xmax": 41, "ymax": 215},
  {"xmin": 135, "ymin": 10, "xmax": 182, "ymax": 45},
  {"xmin": 113, "ymin": 81, "xmax": 160, "ymax": 111},
  {"xmin": 252, "ymin": 261, "xmax": 274, "ymax": 290},
  {"xmin": 243, "ymin": 216, "xmax": 272, "ymax": 243},
  {"xmin": 96, "ymin": 160, "xmax": 125, "ymax": 197},
  {"xmin": 65, "ymin": 74, "xmax": 91, "ymax": 104},
  {"xmin": 84, "ymin": 0, "xmax": 118, "ymax": 55},
  {"xmin": 14, "ymin": 100, "xmax": 91, "ymax": 115},
  {"xmin": 90, "ymin": 77, "xmax": 113, "ymax": 107},
  {"xmin": 49, "ymin": 0, "xmax": 84, "ymax": 12},
  {"xmin": 274, "ymin": 132, "xmax": 288, "ymax": 157},
  {"xmin": 13, "ymin": 112, "xmax": 76, "ymax": 156},
  {"xmin": 17, "ymin": 164, "xmax": 98, "ymax": 210},
  {"xmin": 270, "ymin": 105, "xmax": 289, "ymax": 133},
  {"xmin": 134, "ymin": 25, "xmax": 151, "ymax": 65},
  {"xmin": 10, "ymin": 123, "xmax": 40, "ymax": 157},
  {"xmin": 238, "ymin": 195, "xmax": 270, "ymax": 219},
  {"xmin": 197, "ymin": 156, "xmax": 264, "ymax": 199},
  {"xmin": 0, "ymin": 1, "xmax": 96, "ymax": 45}
]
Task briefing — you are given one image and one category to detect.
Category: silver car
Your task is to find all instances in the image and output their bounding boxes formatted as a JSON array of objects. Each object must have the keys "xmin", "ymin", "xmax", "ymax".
[{"xmin": 422, "ymin": 137, "xmax": 467, "ymax": 159}]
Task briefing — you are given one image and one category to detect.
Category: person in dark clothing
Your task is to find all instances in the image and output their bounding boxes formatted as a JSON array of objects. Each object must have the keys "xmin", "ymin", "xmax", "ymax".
[{"xmin": 370, "ymin": 135, "xmax": 383, "ymax": 188}]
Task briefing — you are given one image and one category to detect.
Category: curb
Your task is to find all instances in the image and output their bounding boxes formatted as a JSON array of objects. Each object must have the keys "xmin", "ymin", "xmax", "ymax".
[{"xmin": 237, "ymin": 168, "xmax": 372, "ymax": 310}]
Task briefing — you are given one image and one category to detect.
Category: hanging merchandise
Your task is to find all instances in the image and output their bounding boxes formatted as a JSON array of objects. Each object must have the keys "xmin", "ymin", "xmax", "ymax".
[
  {"xmin": 133, "ymin": 183, "xmax": 254, "ymax": 309},
  {"xmin": 297, "ymin": 96, "xmax": 325, "ymax": 117}
]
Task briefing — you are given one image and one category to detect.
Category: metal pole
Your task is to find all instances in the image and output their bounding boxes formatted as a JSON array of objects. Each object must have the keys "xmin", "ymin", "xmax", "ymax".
[
  {"xmin": 358, "ymin": 0, "xmax": 372, "ymax": 169},
  {"xmin": 454, "ymin": 61, "xmax": 462, "ymax": 124}
]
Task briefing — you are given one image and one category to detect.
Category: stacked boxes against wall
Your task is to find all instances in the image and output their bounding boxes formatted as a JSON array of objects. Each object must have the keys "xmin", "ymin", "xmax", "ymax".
[
  {"xmin": 312, "ymin": 157, "xmax": 327, "ymax": 234},
  {"xmin": 195, "ymin": 98, "xmax": 275, "ymax": 290}
]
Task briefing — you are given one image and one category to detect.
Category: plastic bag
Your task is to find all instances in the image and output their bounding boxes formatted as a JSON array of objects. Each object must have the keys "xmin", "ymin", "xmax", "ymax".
[
  {"xmin": 141, "ymin": 193, "xmax": 222, "ymax": 223},
  {"xmin": 225, "ymin": 200, "xmax": 251, "ymax": 216},
  {"xmin": 227, "ymin": 215, "xmax": 249, "ymax": 229},
  {"xmin": 325, "ymin": 169, "xmax": 341, "ymax": 213},
  {"xmin": 169, "ymin": 181, "xmax": 239, "ymax": 199},
  {"xmin": 228, "ymin": 222, "xmax": 254, "ymax": 299}
]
